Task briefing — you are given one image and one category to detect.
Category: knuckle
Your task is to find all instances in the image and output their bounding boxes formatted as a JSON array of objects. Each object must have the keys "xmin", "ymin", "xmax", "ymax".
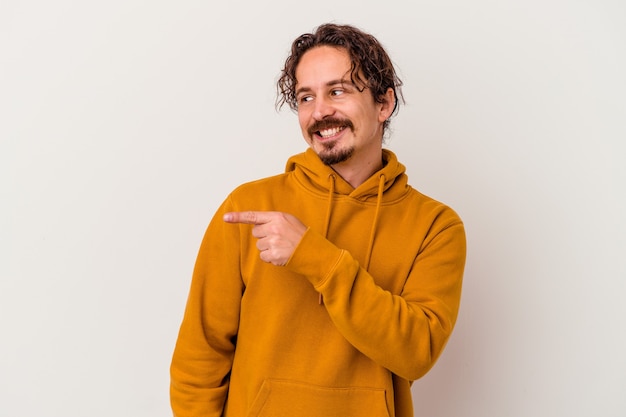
[{"xmin": 245, "ymin": 211, "xmax": 257, "ymax": 223}]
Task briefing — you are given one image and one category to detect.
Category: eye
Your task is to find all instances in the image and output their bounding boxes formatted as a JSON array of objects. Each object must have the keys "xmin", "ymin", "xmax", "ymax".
[
  {"xmin": 299, "ymin": 95, "xmax": 313, "ymax": 104},
  {"xmin": 330, "ymin": 89, "xmax": 344, "ymax": 97}
]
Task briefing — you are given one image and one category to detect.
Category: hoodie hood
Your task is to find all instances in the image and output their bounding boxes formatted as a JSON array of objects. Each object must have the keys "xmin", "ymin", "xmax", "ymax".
[
  {"xmin": 285, "ymin": 148, "xmax": 411, "ymax": 282},
  {"xmin": 285, "ymin": 148, "xmax": 410, "ymax": 202}
]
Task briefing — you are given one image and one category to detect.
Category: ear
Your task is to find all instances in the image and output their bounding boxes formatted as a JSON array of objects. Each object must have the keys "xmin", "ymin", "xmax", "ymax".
[{"xmin": 378, "ymin": 88, "xmax": 395, "ymax": 123}]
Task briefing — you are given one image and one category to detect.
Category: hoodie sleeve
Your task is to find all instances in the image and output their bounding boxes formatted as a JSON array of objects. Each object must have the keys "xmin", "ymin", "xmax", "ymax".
[
  {"xmin": 285, "ymin": 207, "xmax": 467, "ymax": 382},
  {"xmin": 170, "ymin": 198, "xmax": 243, "ymax": 417}
]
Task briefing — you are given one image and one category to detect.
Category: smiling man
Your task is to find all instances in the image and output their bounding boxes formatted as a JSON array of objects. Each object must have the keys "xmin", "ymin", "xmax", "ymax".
[
  {"xmin": 294, "ymin": 45, "xmax": 394, "ymax": 185},
  {"xmin": 170, "ymin": 23, "xmax": 467, "ymax": 417}
]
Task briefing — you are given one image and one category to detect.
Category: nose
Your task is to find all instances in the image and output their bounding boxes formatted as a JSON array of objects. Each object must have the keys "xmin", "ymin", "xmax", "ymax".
[{"xmin": 312, "ymin": 96, "xmax": 335, "ymax": 120}]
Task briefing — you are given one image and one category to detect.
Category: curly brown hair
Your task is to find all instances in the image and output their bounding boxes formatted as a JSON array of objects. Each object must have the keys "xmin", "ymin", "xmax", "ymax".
[{"xmin": 276, "ymin": 23, "xmax": 404, "ymax": 132}]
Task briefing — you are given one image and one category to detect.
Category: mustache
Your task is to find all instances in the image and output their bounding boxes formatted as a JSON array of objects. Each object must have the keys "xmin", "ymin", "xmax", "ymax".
[{"xmin": 307, "ymin": 118, "xmax": 354, "ymax": 136}]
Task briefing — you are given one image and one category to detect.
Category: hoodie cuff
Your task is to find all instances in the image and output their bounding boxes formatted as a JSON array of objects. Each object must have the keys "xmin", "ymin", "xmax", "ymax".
[{"xmin": 286, "ymin": 228, "xmax": 344, "ymax": 288}]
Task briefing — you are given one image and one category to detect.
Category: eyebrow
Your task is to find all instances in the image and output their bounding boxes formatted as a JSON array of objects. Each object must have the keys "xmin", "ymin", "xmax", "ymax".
[{"xmin": 295, "ymin": 78, "xmax": 354, "ymax": 97}]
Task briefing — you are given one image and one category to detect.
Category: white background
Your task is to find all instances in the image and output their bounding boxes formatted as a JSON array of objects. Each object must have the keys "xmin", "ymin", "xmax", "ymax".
[{"xmin": 2, "ymin": 1, "xmax": 625, "ymax": 416}]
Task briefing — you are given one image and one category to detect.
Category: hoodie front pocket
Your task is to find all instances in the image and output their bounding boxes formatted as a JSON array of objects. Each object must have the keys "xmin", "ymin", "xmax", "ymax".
[{"xmin": 247, "ymin": 379, "xmax": 391, "ymax": 417}]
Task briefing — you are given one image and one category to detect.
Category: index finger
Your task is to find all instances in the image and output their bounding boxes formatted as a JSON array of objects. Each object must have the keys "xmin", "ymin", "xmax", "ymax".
[{"xmin": 223, "ymin": 211, "xmax": 274, "ymax": 225}]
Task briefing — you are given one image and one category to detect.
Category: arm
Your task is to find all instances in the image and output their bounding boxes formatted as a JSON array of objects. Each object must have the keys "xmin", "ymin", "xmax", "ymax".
[
  {"xmin": 287, "ymin": 216, "xmax": 466, "ymax": 381},
  {"xmin": 170, "ymin": 200, "xmax": 243, "ymax": 417},
  {"xmin": 223, "ymin": 208, "xmax": 466, "ymax": 381}
]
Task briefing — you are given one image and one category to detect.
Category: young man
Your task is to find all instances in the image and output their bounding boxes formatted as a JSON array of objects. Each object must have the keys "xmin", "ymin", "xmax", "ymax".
[{"xmin": 170, "ymin": 23, "xmax": 466, "ymax": 417}]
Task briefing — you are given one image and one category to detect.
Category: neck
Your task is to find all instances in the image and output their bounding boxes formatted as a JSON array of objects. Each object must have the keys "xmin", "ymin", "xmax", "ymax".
[{"xmin": 331, "ymin": 149, "xmax": 384, "ymax": 188}]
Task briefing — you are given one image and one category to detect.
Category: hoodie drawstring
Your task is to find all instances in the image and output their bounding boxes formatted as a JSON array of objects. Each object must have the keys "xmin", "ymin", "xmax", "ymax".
[
  {"xmin": 318, "ymin": 173, "xmax": 385, "ymax": 304},
  {"xmin": 364, "ymin": 174, "xmax": 385, "ymax": 271},
  {"xmin": 319, "ymin": 174, "xmax": 336, "ymax": 305},
  {"xmin": 322, "ymin": 174, "xmax": 336, "ymax": 239}
]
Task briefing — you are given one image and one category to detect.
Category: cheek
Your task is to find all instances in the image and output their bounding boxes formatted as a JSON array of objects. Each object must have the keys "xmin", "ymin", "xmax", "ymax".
[
  {"xmin": 297, "ymin": 111, "xmax": 310, "ymax": 131},
  {"xmin": 297, "ymin": 111, "xmax": 312, "ymax": 142}
]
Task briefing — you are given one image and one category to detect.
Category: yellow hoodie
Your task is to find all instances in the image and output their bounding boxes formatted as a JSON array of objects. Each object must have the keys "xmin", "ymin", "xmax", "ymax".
[{"xmin": 170, "ymin": 148, "xmax": 466, "ymax": 417}]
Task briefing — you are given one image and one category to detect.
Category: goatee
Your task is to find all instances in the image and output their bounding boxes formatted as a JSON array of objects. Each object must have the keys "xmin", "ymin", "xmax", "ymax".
[
  {"xmin": 307, "ymin": 117, "xmax": 355, "ymax": 166},
  {"xmin": 318, "ymin": 142, "xmax": 355, "ymax": 166}
]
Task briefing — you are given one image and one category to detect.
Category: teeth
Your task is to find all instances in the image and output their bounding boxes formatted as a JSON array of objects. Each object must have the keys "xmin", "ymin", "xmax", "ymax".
[{"xmin": 319, "ymin": 127, "xmax": 341, "ymax": 138}]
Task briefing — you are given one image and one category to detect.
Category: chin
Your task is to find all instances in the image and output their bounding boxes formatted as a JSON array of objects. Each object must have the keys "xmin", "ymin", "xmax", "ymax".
[{"xmin": 318, "ymin": 146, "xmax": 354, "ymax": 166}]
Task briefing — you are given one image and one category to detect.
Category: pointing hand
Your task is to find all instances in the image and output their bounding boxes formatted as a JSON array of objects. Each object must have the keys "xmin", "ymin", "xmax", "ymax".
[{"xmin": 223, "ymin": 211, "xmax": 307, "ymax": 266}]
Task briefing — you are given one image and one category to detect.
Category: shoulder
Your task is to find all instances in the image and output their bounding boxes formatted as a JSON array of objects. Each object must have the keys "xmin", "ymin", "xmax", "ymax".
[
  {"xmin": 224, "ymin": 172, "xmax": 295, "ymax": 210},
  {"xmin": 230, "ymin": 172, "xmax": 291, "ymax": 195},
  {"xmin": 404, "ymin": 186, "xmax": 464, "ymax": 227}
]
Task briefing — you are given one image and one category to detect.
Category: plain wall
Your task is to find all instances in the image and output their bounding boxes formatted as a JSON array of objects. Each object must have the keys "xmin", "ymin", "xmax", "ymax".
[{"xmin": 2, "ymin": 1, "xmax": 625, "ymax": 416}]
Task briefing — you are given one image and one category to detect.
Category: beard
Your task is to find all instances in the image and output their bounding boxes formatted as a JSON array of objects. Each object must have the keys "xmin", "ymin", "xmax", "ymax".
[
  {"xmin": 317, "ymin": 141, "xmax": 355, "ymax": 166},
  {"xmin": 308, "ymin": 117, "xmax": 355, "ymax": 166}
]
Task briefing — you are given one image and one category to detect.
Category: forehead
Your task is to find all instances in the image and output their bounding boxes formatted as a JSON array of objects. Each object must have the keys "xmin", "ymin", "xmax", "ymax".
[{"xmin": 295, "ymin": 46, "xmax": 352, "ymax": 88}]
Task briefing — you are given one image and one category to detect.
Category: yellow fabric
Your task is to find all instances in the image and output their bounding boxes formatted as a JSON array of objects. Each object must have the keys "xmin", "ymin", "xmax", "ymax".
[{"xmin": 170, "ymin": 148, "xmax": 467, "ymax": 417}]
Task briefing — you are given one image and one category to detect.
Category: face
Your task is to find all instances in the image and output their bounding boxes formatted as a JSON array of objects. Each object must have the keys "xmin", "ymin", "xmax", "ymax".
[{"xmin": 295, "ymin": 46, "xmax": 394, "ymax": 168}]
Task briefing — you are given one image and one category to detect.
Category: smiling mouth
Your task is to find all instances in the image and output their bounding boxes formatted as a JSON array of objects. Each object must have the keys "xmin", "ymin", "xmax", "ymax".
[
  {"xmin": 317, "ymin": 126, "xmax": 345, "ymax": 139},
  {"xmin": 310, "ymin": 118, "xmax": 353, "ymax": 138}
]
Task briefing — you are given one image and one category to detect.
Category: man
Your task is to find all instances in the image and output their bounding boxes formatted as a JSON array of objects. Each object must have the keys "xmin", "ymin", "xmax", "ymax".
[{"xmin": 170, "ymin": 23, "xmax": 466, "ymax": 417}]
